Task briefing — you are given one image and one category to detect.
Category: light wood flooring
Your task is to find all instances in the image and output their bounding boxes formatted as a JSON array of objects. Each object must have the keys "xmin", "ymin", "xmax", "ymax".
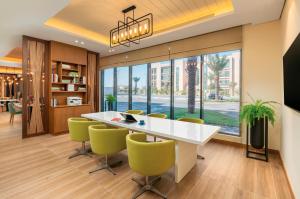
[{"xmin": 0, "ymin": 112, "xmax": 294, "ymax": 199}]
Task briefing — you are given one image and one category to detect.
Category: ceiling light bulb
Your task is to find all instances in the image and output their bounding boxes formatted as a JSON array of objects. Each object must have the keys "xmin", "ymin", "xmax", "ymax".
[
  {"xmin": 139, "ymin": 26, "xmax": 142, "ymax": 33},
  {"xmin": 144, "ymin": 23, "xmax": 148, "ymax": 30},
  {"xmin": 80, "ymin": 41, "xmax": 84, "ymax": 45},
  {"xmin": 121, "ymin": 33, "xmax": 124, "ymax": 38},
  {"xmin": 134, "ymin": 28, "xmax": 137, "ymax": 33},
  {"xmin": 129, "ymin": 29, "xmax": 132, "ymax": 35},
  {"xmin": 113, "ymin": 36, "xmax": 116, "ymax": 40},
  {"xmin": 75, "ymin": 40, "xmax": 79, "ymax": 43}
]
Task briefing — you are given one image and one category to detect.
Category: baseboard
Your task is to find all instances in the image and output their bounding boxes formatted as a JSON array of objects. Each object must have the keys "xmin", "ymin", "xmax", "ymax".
[{"xmin": 278, "ymin": 152, "xmax": 296, "ymax": 199}]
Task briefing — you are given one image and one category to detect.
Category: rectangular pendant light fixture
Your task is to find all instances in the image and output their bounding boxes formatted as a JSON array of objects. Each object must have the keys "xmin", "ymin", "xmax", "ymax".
[{"xmin": 110, "ymin": 5, "xmax": 153, "ymax": 48}]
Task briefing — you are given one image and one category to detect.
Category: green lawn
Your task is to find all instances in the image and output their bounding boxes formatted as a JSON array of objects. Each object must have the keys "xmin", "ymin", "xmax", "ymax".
[{"xmin": 173, "ymin": 108, "xmax": 239, "ymax": 127}]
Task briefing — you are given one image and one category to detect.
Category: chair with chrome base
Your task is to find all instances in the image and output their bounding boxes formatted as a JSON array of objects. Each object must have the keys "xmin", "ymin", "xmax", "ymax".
[
  {"xmin": 177, "ymin": 117, "xmax": 205, "ymax": 160},
  {"xmin": 126, "ymin": 110, "xmax": 144, "ymax": 115},
  {"xmin": 8, "ymin": 102, "xmax": 22, "ymax": 124},
  {"xmin": 147, "ymin": 113, "xmax": 167, "ymax": 142},
  {"xmin": 67, "ymin": 117, "xmax": 104, "ymax": 159},
  {"xmin": 89, "ymin": 125, "xmax": 129, "ymax": 175},
  {"xmin": 126, "ymin": 133, "xmax": 175, "ymax": 199}
]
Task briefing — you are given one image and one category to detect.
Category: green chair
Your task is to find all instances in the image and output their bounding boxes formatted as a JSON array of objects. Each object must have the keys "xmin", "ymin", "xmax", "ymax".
[
  {"xmin": 126, "ymin": 110, "xmax": 144, "ymax": 115},
  {"xmin": 147, "ymin": 113, "xmax": 167, "ymax": 119},
  {"xmin": 67, "ymin": 117, "xmax": 104, "ymax": 159},
  {"xmin": 89, "ymin": 125, "xmax": 129, "ymax": 175},
  {"xmin": 148, "ymin": 113, "xmax": 167, "ymax": 142},
  {"xmin": 177, "ymin": 117, "xmax": 204, "ymax": 124},
  {"xmin": 177, "ymin": 117, "xmax": 205, "ymax": 160},
  {"xmin": 8, "ymin": 102, "xmax": 22, "ymax": 124},
  {"xmin": 126, "ymin": 133, "xmax": 175, "ymax": 199}
]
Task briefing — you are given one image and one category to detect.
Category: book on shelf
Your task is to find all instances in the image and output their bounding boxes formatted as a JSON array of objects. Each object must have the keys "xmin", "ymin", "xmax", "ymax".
[{"xmin": 51, "ymin": 74, "xmax": 58, "ymax": 83}]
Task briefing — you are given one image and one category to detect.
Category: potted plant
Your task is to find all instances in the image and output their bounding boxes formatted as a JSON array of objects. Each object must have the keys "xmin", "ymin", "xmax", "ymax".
[
  {"xmin": 240, "ymin": 99, "xmax": 276, "ymax": 149},
  {"xmin": 105, "ymin": 94, "xmax": 116, "ymax": 111}
]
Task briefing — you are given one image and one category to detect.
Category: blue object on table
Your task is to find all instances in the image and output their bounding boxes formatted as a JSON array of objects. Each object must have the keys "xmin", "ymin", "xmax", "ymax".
[{"xmin": 138, "ymin": 120, "xmax": 145, "ymax": 125}]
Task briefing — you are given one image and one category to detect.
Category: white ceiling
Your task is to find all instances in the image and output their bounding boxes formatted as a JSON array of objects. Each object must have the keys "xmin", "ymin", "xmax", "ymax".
[{"xmin": 0, "ymin": 0, "xmax": 285, "ymax": 58}]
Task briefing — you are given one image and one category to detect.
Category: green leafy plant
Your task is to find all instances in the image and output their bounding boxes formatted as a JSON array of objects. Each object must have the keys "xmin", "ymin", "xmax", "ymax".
[
  {"xmin": 240, "ymin": 98, "xmax": 277, "ymax": 127},
  {"xmin": 105, "ymin": 94, "xmax": 116, "ymax": 103}
]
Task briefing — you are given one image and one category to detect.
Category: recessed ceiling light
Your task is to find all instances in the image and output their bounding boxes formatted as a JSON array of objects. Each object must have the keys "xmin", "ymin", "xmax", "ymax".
[
  {"xmin": 74, "ymin": 40, "xmax": 79, "ymax": 43},
  {"xmin": 80, "ymin": 41, "xmax": 84, "ymax": 45}
]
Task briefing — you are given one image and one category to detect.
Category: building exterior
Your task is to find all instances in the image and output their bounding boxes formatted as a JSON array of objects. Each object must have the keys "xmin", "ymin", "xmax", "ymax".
[{"xmin": 149, "ymin": 52, "xmax": 240, "ymax": 98}]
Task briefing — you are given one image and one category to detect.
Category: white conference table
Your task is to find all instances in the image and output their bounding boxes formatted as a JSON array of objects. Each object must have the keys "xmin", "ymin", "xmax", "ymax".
[{"xmin": 82, "ymin": 111, "xmax": 221, "ymax": 183}]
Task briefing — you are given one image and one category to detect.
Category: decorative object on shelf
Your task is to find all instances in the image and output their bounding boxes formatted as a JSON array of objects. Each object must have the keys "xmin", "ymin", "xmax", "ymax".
[
  {"xmin": 51, "ymin": 98, "xmax": 57, "ymax": 107},
  {"xmin": 62, "ymin": 79, "xmax": 71, "ymax": 83},
  {"xmin": 105, "ymin": 94, "xmax": 116, "ymax": 111},
  {"xmin": 81, "ymin": 76, "xmax": 86, "ymax": 84},
  {"xmin": 62, "ymin": 64, "xmax": 71, "ymax": 69},
  {"xmin": 78, "ymin": 87, "xmax": 86, "ymax": 91},
  {"xmin": 241, "ymin": 97, "xmax": 277, "ymax": 162},
  {"xmin": 110, "ymin": 5, "xmax": 153, "ymax": 48},
  {"xmin": 51, "ymin": 86, "xmax": 61, "ymax": 91},
  {"xmin": 67, "ymin": 84, "xmax": 75, "ymax": 91}
]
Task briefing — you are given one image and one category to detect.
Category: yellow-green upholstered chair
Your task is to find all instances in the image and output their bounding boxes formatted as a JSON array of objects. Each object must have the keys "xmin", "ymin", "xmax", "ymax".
[
  {"xmin": 89, "ymin": 125, "xmax": 129, "ymax": 175},
  {"xmin": 126, "ymin": 110, "xmax": 144, "ymax": 115},
  {"xmin": 177, "ymin": 117, "xmax": 204, "ymax": 124},
  {"xmin": 177, "ymin": 117, "xmax": 205, "ymax": 160},
  {"xmin": 148, "ymin": 113, "xmax": 167, "ymax": 142},
  {"xmin": 147, "ymin": 113, "xmax": 167, "ymax": 119},
  {"xmin": 67, "ymin": 117, "xmax": 104, "ymax": 159},
  {"xmin": 126, "ymin": 133, "xmax": 175, "ymax": 199}
]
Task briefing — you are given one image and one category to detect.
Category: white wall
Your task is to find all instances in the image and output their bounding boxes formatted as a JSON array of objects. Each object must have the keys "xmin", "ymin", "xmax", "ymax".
[{"xmin": 281, "ymin": 0, "xmax": 300, "ymax": 198}]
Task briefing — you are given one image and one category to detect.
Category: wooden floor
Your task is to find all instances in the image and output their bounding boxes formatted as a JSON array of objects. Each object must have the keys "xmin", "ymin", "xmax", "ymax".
[{"xmin": 0, "ymin": 112, "xmax": 294, "ymax": 199}]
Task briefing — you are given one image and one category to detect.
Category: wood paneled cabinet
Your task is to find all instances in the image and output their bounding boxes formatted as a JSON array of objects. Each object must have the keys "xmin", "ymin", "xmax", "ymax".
[
  {"xmin": 49, "ymin": 105, "xmax": 92, "ymax": 134},
  {"xmin": 50, "ymin": 41, "xmax": 87, "ymax": 65},
  {"xmin": 48, "ymin": 41, "xmax": 98, "ymax": 135}
]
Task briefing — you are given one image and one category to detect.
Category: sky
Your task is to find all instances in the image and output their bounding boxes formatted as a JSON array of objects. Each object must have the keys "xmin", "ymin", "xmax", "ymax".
[{"xmin": 104, "ymin": 64, "xmax": 147, "ymax": 87}]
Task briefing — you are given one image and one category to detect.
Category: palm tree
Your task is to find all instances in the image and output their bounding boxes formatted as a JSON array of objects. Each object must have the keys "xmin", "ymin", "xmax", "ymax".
[
  {"xmin": 133, "ymin": 77, "xmax": 140, "ymax": 95},
  {"xmin": 207, "ymin": 54, "xmax": 229, "ymax": 100},
  {"xmin": 186, "ymin": 57, "xmax": 198, "ymax": 113},
  {"xmin": 229, "ymin": 81, "xmax": 237, "ymax": 96}
]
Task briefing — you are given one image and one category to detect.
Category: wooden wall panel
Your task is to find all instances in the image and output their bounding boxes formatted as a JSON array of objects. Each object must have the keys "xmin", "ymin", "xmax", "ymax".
[
  {"xmin": 22, "ymin": 36, "xmax": 49, "ymax": 138},
  {"xmin": 87, "ymin": 52, "xmax": 98, "ymax": 112},
  {"xmin": 50, "ymin": 41, "xmax": 87, "ymax": 65}
]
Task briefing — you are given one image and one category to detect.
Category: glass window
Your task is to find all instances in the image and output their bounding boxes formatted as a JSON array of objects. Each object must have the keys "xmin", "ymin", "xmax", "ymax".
[
  {"xmin": 150, "ymin": 61, "xmax": 171, "ymax": 117},
  {"xmin": 173, "ymin": 56, "xmax": 201, "ymax": 120},
  {"xmin": 101, "ymin": 50, "xmax": 241, "ymax": 136},
  {"xmin": 116, "ymin": 67, "xmax": 129, "ymax": 112},
  {"xmin": 202, "ymin": 50, "xmax": 241, "ymax": 135},
  {"xmin": 132, "ymin": 64, "xmax": 148, "ymax": 113},
  {"xmin": 103, "ymin": 68, "xmax": 114, "ymax": 111}
]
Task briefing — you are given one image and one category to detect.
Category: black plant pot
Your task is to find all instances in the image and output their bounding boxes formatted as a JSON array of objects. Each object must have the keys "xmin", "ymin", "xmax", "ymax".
[
  {"xmin": 107, "ymin": 102, "xmax": 113, "ymax": 111},
  {"xmin": 250, "ymin": 118, "xmax": 265, "ymax": 149}
]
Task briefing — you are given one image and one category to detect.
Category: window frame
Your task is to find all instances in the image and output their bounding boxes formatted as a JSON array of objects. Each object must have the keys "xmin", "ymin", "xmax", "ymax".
[{"xmin": 100, "ymin": 49, "xmax": 242, "ymax": 136}]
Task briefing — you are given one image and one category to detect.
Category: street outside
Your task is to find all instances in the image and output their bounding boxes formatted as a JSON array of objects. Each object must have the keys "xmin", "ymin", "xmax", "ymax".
[{"xmin": 116, "ymin": 95, "xmax": 240, "ymax": 135}]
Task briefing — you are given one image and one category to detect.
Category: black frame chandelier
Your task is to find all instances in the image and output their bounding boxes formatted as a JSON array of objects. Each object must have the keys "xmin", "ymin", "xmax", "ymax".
[{"xmin": 110, "ymin": 5, "xmax": 153, "ymax": 48}]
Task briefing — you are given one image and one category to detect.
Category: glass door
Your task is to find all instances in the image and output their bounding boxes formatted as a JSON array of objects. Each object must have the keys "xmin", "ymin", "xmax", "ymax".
[{"xmin": 202, "ymin": 50, "xmax": 241, "ymax": 135}]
